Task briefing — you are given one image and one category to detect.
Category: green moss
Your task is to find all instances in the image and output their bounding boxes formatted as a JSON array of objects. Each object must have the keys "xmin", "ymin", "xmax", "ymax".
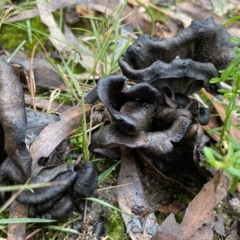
[
  {"xmin": 155, "ymin": 211, "xmax": 165, "ymax": 225},
  {"xmin": 107, "ymin": 210, "xmax": 130, "ymax": 240},
  {"xmin": 175, "ymin": 212, "xmax": 184, "ymax": 223},
  {"xmin": 0, "ymin": 17, "xmax": 48, "ymax": 54},
  {"xmin": 177, "ymin": 193, "xmax": 191, "ymax": 206}
]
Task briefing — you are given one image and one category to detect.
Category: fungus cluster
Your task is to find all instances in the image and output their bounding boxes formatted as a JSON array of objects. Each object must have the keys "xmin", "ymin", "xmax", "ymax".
[
  {"xmin": 0, "ymin": 57, "xmax": 97, "ymax": 219},
  {"xmin": 17, "ymin": 162, "xmax": 97, "ymax": 219},
  {"xmin": 89, "ymin": 17, "xmax": 236, "ymax": 173},
  {"xmin": 0, "ymin": 17, "xmax": 236, "ymax": 220}
]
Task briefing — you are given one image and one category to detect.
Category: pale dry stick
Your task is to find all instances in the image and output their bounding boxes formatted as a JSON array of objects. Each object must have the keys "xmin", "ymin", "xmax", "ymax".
[
  {"xmin": 81, "ymin": 213, "xmax": 90, "ymax": 240},
  {"xmin": 37, "ymin": 0, "xmax": 69, "ymax": 53},
  {"xmin": 37, "ymin": 0, "xmax": 99, "ymax": 73},
  {"xmin": 25, "ymin": 228, "xmax": 43, "ymax": 240},
  {"xmin": 45, "ymin": 88, "xmax": 61, "ymax": 113},
  {"xmin": 75, "ymin": 154, "xmax": 83, "ymax": 165},
  {"xmin": 1, "ymin": 227, "xmax": 8, "ymax": 235},
  {"xmin": 97, "ymin": 182, "xmax": 133, "ymax": 192},
  {"xmin": 61, "ymin": 215, "xmax": 82, "ymax": 228},
  {"xmin": 67, "ymin": 122, "xmax": 103, "ymax": 140}
]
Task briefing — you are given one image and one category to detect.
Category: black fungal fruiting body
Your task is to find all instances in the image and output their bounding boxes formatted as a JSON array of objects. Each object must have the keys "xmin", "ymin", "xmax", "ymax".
[
  {"xmin": 17, "ymin": 162, "xmax": 98, "ymax": 220},
  {"xmin": 119, "ymin": 17, "xmax": 235, "ymax": 95},
  {"xmin": 0, "ymin": 59, "xmax": 98, "ymax": 220},
  {"xmin": 0, "ymin": 58, "xmax": 32, "ymax": 183},
  {"xmin": 89, "ymin": 18, "xmax": 236, "ymax": 173}
]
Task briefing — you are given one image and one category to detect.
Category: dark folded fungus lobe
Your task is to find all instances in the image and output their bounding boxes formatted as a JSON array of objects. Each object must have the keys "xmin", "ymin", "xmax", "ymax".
[
  {"xmin": 0, "ymin": 58, "xmax": 32, "ymax": 183},
  {"xmin": 89, "ymin": 76, "xmax": 205, "ymax": 171},
  {"xmin": 90, "ymin": 18, "xmax": 236, "ymax": 173},
  {"xmin": 119, "ymin": 17, "xmax": 236, "ymax": 95},
  {"xmin": 17, "ymin": 162, "xmax": 98, "ymax": 219},
  {"xmin": 0, "ymin": 59, "xmax": 98, "ymax": 219}
]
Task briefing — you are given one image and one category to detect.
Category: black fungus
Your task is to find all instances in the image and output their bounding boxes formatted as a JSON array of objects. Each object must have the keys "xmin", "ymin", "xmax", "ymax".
[
  {"xmin": 51, "ymin": 193, "xmax": 74, "ymax": 220},
  {"xmin": 89, "ymin": 76, "xmax": 195, "ymax": 170},
  {"xmin": 17, "ymin": 163, "xmax": 98, "ymax": 219},
  {"xmin": 0, "ymin": 58, "xmax": 32, "ymax": 183},
  {"xmin": 119, "ymin": 17, "xmax": 236, "ymax": 95},
  {"xmin": 72, "ymin": 162, "xmax": 98, "ymax": 198},
  {"xmin": 89, "ymin": 18, "xmax": 236, "ymax": 174},
  {"xmin": 0, "ymin": 59, "xmax": 98, "ymax": 219},
  {"xmin": 17, "ymin": 170, "xmax": 78, "ymax": 204}
]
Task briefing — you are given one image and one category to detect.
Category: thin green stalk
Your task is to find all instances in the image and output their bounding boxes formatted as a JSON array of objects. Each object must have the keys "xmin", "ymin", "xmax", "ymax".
[
  {"xmin": 7, "ymin": 40, "xmax": 26, "ymax": 62},
  {"xmin": 218, "ymin": 74, "xmax": 240, "ymax": 149}
]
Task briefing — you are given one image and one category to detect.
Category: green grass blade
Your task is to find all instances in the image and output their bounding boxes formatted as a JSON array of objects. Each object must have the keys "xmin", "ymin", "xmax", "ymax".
[
  {"xmin": 0, "ymin": 218, "xmax": 56, "ymax": 224},
  {"xmin": 98, "ymin": 161, "xmax": 120, "ymax": 184},
  {"xmin": 7, "ymin": 40, "xmax": 26, "ymax": 62},
  {"xmin": 45, "ymin": 225, "xmax": 80, "ymax": 234}
]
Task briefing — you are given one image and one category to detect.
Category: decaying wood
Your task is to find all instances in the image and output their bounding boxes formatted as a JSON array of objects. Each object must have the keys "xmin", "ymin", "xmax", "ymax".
[{"xmin": 7, "ymin": 201, "xmax": 28, "ymax": 240}]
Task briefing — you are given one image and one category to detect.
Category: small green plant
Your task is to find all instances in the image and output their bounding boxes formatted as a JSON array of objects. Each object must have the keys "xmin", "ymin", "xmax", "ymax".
[{"xmin": 203, "ymin": 16, "xmax": 240, "ymax": 193}]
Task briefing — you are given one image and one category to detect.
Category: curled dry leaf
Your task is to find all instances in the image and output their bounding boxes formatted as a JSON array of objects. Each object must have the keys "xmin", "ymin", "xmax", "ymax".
[
  {"xmin": 151, "ymin": 173, "xmax": 229, "ymax": 240},
  {"xmin": 226, "ymin": 230, "xmax": 240, "ymax": 240},
  {"xmin": 117, "ymin": 148, "xmax": 159, "ymax": 240},
  {"xmin": 30, "ymin": 105, "xmax": 91, "ymax": 174}
]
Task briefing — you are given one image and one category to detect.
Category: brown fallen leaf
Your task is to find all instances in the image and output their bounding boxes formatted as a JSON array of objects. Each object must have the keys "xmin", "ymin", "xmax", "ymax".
[
  {"xmin": 151, "ymin": 172, "xmax": 229, "ymax": 240},
  {"xmin": 226, "ymin": 230, "xmax": 240, "ymax": 240},
  {"xmin": 213, "ymin": 213, "xmax": 225, "ymax": 237},
  {"xmin": 202, "ymin": 115, "xmax": 222, "ymax": 143},
  {"xmin": 30, "ymin": 105, "xmax": 92, "ymax": 175},
  {"xmin": 117, "ymin": 148, "xmax": 159, "ymax": 240},
  {"xmin": 177, "ymin": 2, "xmax": 222, "ymax": 24},
  {"xmin": 156, "ymin": 201, "xmax": 182, "ymax": 215}
]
